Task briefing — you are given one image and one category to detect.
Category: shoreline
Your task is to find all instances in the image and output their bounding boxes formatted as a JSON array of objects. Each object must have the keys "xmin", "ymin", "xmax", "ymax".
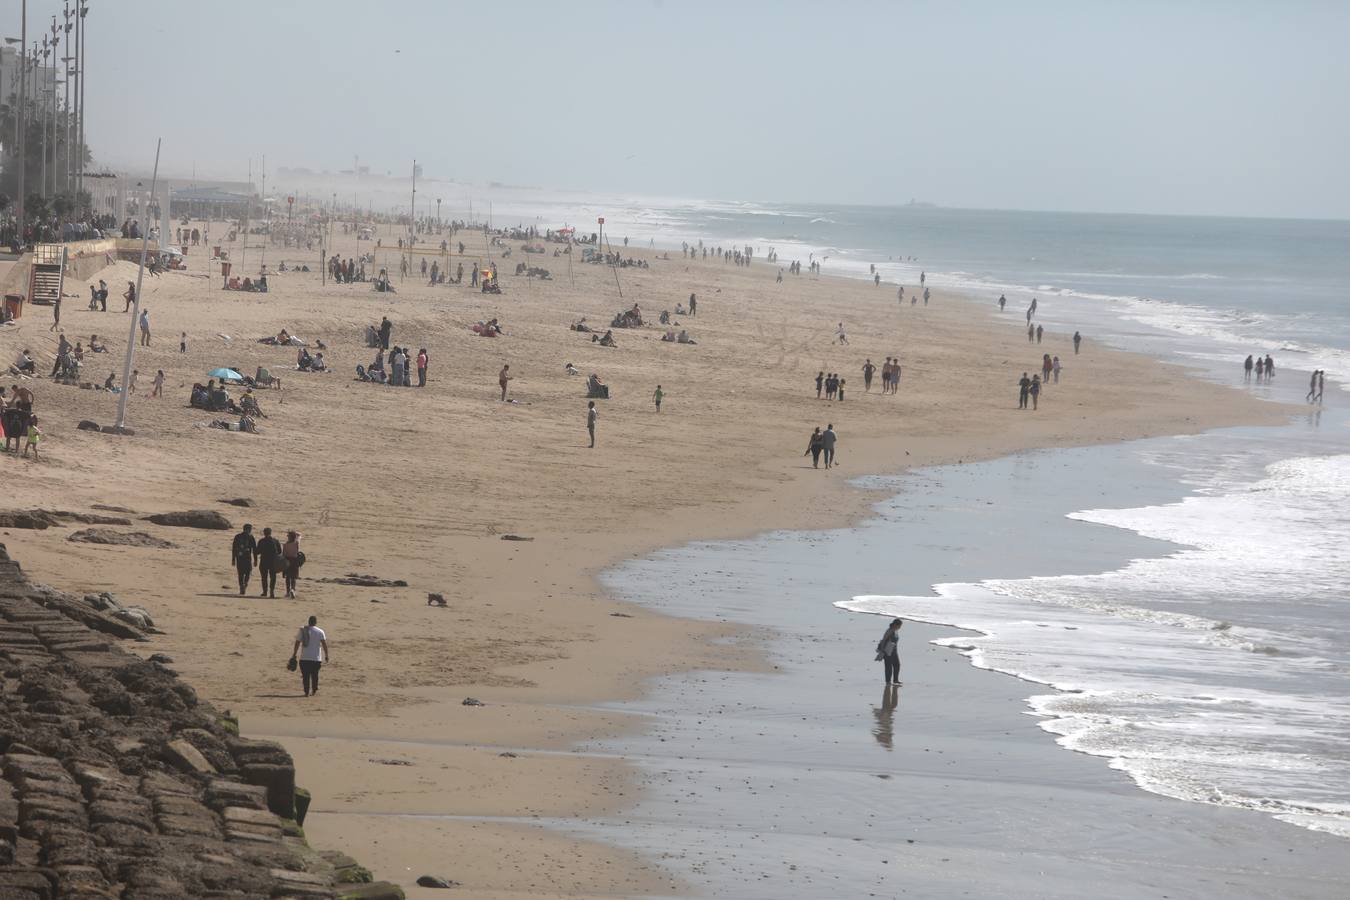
[{"xmin": 0, "ymin": 223, "xmax": 1292, "ymax": 897}]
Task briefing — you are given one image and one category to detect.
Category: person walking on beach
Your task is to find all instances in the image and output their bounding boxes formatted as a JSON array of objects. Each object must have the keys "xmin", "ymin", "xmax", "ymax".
[
  {"xmin": 1317, "ymin": 370, "xmax": 1325, "ymax": 402},
  {"xmin": 282, "ymin": 531, "xmax": 303, "ymax": 599},
  {"xmin": 816, "ymin": 371, "xmax": 825, "ymax": 399},
  {"xmin": 822, "ymin": 423, "xmax": 838, "ymax": 469},
  {"xmin": 50, "ymin": 296, "xmax": 61, "ymax": 332},
  {"xmin": 21, "ymin": 416, "xmax": 41, "ymax": 459},
  {"xmin": 1052, "ymin": 356, "xmax": 1061, "ymax": 384},
  {"xmin": 255, "ymin": 527, "xmax": 282, "ymax": 598},
  {"xmin": 1307, "ymin": 370, "xmax": 1320, "ymax": 402},
  {"xmin": 998, "ymin": 294, "xmax": 1006, "ymax": 311},
  {"xmin": 1018, "ymin": 372, "xmax": 1031, "ymax": 409},
  {"xmin": 1244, "ymin": 355, "xmax": 1254, "ymax": 382},
  {"xmin": 835, "ymin": 323, "xmax": 848, "ymax": 345},
  {"xmin": 1035, "ymin": 324, "xmax": 1044, "ymax": 344},
  {"xmin": 231, "ymin": 524, "xmax": 257, "ymax": 596},
  {"xmin": 151, "ymin": 369, "xmax": 165, "ymax": 398},
  {"xmin": 587, "ymin": 401, "xmax": 598, "ymax": 448},
  {"xmin": 180, "ymin": 332, "xmax": 187, "ymax": 354},
  {"xmin": 379, "ymin": 317, "xmax": 392, "ymax": 350},
  {"xmin": 689, "ymin": 293, "xmax": 697, "ymax": 316},
  {"xmin": 1027, "ymin": 306, "xmax": 1034, "ymax": 325},
  {"xmin": 139, "ymin": 310, "xmax": 151, "ymax": 347},
  {"xmin": 863, "ymin": 359, "xmax": 875, "ymax": 392},
  {"xmin": 804, "ymin": 427, "xmax": 824, "ymax": 468},
  {"xmin": 290, "ymin": 615, "xmax": 329, "ymax": 697},
  {"xmin": 837, "ymin": 378, "xmax": 846, "ymax": 402},
  {"xmin": 1073, "ymin": 331, "xmax": 1082, "ymax": 354},
  {"xmin": 1030, "ymin": 297, "xmax": 1038, "ymax": 317},
  {"xmin": 499, "ymin": 364, "xmax": 512, "ymax": 401},
  {"xmin": 123, "ymin": 281, "xmax": 136, "ymax": 312},
  {"xmin": 417, "ymin": 348, "xmax": 428, "ymax": 386},
  {"xmin": 1254, "ymin": 356, "xmax": 1265, "ymax": 381},
  {"xmin": 1265, "ymin": 355, "xmax": 1275, "ymax": 381},
  {"xmin": 652, "ymin": 384, "xmax": 664, "ymax": 412},
  {"xmin": 1030, "ymin": 374, "xmax": 1042, "ymax": 410},
  {"xmin": 876, "ymin": 618, "xmax": 903, "ymax": 685}
]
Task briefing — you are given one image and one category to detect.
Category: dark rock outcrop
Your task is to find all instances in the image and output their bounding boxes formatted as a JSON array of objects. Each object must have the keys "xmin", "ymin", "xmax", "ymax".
[
  {"xmin": 0, "ymin": 543, "xmax": 404, "ymax": 899},
  {"xmin": 66, "ymin": 531, "xmax": 176, "ymax": 549},
  {"xmin": 141, "ymin": 511, "xmax": 232, "ymax": 531}
]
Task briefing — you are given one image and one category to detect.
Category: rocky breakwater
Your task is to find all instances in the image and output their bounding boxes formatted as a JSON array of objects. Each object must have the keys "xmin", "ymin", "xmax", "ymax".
[{"xmin": 0, "ymin": 544, "xmax": 403, "ymax": 900}]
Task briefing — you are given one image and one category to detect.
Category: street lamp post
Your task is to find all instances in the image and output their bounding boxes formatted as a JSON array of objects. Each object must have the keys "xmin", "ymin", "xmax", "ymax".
[
  {"xmin": 62, "ymin": 0, "xmax": 72, "ymax": 193},
  {"xmin": 16, "ymin": 1, "xmax": 26, "ymax": 240},
  {"xmin": 76, "ymin": 2, "xmax": 88, "ymax": 195}
]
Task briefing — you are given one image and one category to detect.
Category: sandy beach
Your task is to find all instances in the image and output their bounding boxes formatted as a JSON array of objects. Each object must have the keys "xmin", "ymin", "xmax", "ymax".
[{"xmin": 0, "ymin": 221, "xmax": 1290, "ymax": 897}]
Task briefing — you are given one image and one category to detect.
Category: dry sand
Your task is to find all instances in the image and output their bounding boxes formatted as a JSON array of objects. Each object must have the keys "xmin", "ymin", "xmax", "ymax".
[{"xmin": 0, "ymin": 221, "xmax": 1289, "ymax": 897}]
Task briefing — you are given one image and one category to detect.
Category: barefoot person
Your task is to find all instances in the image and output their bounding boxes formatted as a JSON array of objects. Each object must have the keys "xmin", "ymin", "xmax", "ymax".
[
  {"xmin": 282, "ymin": 531, "xmax": 304, "ymax": 599},
  {"xmin": 499, "ymin": 364, "xmax": 512, "ymax": 401},
  {"xmin": 290, "ymin": 615, "xmax": 329, "ymax": 697},
  {"xmin": 587, "ymin": 401, "xmax": 598, "ymax": 448},
  {"xmin": 254, "ymin": 527, "xmax": 282, "ymax": 598},
  {"xmin": 875, "ymin": 617, "xmax": 904, "ymax": 685},
  {"xmin": 231, "ymin": 524, "xmax": 257, "ymax": 596}
]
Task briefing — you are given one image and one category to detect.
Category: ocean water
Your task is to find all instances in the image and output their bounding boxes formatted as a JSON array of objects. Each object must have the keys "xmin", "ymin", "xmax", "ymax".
[{"xmin": 552, "ymin": 201, "xmax": 1350, "ymax": 844}]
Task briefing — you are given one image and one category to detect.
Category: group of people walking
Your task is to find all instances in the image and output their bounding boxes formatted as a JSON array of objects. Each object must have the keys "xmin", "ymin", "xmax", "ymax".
[
  {"xmin": 230, "ymin": 524, "xmax": 305, "ymax": 598},
  {"xmin": 804, "ymin": 424, "xmax": 839, "ymax": 468},
  {"xmin": 1243, "ymin": 354, "xmax": 1276, "ymax": 383}
]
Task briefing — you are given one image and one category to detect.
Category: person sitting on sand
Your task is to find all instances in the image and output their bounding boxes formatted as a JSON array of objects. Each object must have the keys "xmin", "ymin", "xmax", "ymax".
[
  {"xmin": 278, "ymin": 328, "xmax": 292, "ymax": 344},
  {"xmin": 90, "ymin": 334, "xmax": 107, "ymax": 353},
  {"xmin": 103, "ymin": 372, "xmax": 116, "ymax": 390},
  {"xmin": 677, "ymin": 329, "xmax": 695, "ymax": 344},
  {"xmin": 675, "ymin": 303, "xmax": 686, "ymax": 315},
  {"xmin": 297, "ymin": 348, "xmax": 314, "ymax": 371},
  {"xmin": 13, "ymin": 349, "xmax": 36, "ymax": 375},
  {"xmin": 311, "ymin": 352, "xmax": 326, "ymax": 372},
  {"xmin": 659, "ymin": 310, "xmax": 671, "ymax": 325},
  {"xmin": 565, "ymin": 362, "xmax": 580, "ymax": 376},
  {"xmin": 587, "ymin": 373, "xmax": 609, "ymax": 399},
  {"xmin": 240, "ymin": 390, "xmax": 265, "ymax": 418},
  {"xmin": 597, "ymin": 330, "xmax": 617, "ymax": 347},
  {"xmin": 662, "ymin": 328, "xmax": 676, "ymax": 342}
]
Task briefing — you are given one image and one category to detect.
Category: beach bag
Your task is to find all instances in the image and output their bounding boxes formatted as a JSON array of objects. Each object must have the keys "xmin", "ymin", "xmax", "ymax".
[{"xmin": 286, "ymin": 656, "xmax": 298, "ymax": 672}]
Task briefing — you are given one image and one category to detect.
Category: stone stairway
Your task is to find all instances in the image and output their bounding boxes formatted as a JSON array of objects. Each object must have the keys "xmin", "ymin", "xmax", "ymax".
[{"xmin": 26, "ymin": 246, "xmax": 65, "ymax": 307}]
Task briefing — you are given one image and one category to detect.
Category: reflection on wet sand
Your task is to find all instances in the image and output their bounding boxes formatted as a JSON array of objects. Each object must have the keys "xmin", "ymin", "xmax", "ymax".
[{"xmin": 871, "ymin": 683, "xmax": 900, "ymax": 749}]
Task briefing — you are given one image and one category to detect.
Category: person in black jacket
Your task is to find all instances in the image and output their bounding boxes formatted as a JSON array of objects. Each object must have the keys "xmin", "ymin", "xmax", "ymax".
[
  {"xmin": 875, "ymin": 618, "xmax": 903, "ymax": 685},
  {"xmin": 254, "ymin": 527, "xmax": 283, "ymax": 598},
  {"xmin": 231, "ymin": 524, "xmax": 257, "ymax": 596}
]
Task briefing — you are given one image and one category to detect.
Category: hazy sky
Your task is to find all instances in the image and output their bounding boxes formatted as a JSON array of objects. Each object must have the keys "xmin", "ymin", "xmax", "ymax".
[{"xmin": 6, "ymin": 0, "xmax": 1348, "ymax": 218}]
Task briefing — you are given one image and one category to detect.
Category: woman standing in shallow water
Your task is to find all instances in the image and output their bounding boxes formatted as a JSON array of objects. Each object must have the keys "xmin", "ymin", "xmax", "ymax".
[{"xmin": 876, "ymin": 618, "xmax": 903, "ymax": 684}]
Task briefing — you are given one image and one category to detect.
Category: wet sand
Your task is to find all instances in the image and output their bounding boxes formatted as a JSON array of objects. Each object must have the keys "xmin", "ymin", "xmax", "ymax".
[{"xmin": 579, "ymin": 448, "xmax": 1349, "ymax": 898}]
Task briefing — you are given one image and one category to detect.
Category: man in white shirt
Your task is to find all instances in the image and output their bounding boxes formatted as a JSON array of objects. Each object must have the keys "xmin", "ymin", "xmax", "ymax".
[{"xmin": 291, "ymin": 615, "xmax": 329, "ymax": 697}]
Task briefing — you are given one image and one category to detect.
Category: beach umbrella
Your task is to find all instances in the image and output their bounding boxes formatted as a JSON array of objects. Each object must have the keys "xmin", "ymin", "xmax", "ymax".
[{"xmin": 208, "ymin": 367, "xmax": 245, "ymax": 383}]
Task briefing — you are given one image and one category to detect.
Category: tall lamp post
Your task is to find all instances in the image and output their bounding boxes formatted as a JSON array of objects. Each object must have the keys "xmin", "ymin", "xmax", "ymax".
[
  {"xmin": 62, "ymin": 0, "xmax": 72, "ymax": 193},
  {"xmin": 15, "ymin": 2, "xmax": 26, "ymax": 241},
  {"xmin": 76, "ymin": 1, "xmax": 88, "ymax": 195}
]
